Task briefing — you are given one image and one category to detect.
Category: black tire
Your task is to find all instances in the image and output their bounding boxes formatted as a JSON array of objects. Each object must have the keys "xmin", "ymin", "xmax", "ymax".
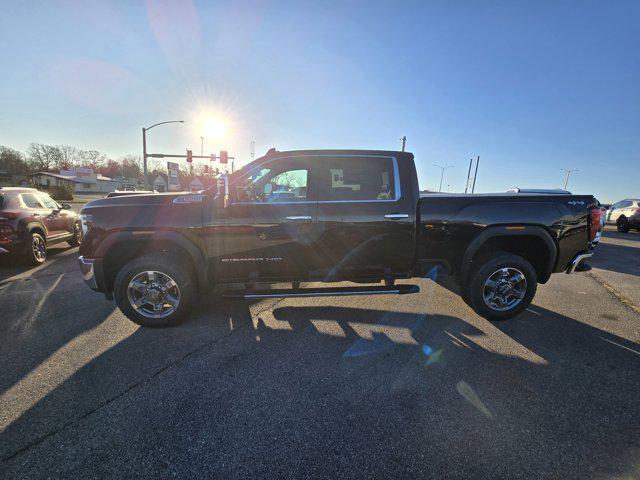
[
  {"xmin": 464, "ymin": 252, "xmax": 537, "ymax": 321},
  {"xmin": 616, "ymin": 217, "xmax": 630, "ymax": 233},
  {"xmin": 67, "ymin": 221, "xmax": 81, "ymax": 247},
  {"xmin": 113, "ymin": 253, "xmax": 196, "ymax": 327},
  {"xmin": 25, "ymin": 232, "xmax": 47, "ymax": 265}
]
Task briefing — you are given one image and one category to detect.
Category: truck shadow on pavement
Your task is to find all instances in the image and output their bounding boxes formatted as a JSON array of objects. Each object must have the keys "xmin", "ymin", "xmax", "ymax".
[{"xmin": 1, "ymin": 296, "xmax": 639, "ymax": 479}]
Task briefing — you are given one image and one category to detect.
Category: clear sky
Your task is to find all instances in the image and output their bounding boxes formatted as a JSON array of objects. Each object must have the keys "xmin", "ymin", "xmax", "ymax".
[{"xmin": 1, "ymin": 0, "xmax": 638, "ymax": 202}]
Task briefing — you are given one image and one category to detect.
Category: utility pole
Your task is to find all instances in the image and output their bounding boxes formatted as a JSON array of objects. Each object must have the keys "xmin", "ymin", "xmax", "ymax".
[
  {"xmin": 471, "ymin": 155, "xmax": 480, "ymax": 193},
  {"xmin": 400, "ymin": 136, "xmax": 406, "ymax": 152},
  {"xmin": 200, "ymin": 136, "xmax": 204, "ymax": 156},
  {"xmin": 250, "ymin": 140, "xmax": 255, "ymax": 161},
  {"xmin": 562, "ymin": 168, "xmax": 579, "ymax": 190},
  {"xmin": 464, "ymin": 158, "xmax": 473, "ymax": 193},
  {"xmin": 434, "ymin": 164, "xmax": 453, "ymax": 192}
]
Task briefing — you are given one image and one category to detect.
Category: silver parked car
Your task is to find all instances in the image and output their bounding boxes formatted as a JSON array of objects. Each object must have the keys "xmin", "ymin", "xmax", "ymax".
[{"xmin": 605, "ymin": 198, "xmax": 640, "ymax": 232}]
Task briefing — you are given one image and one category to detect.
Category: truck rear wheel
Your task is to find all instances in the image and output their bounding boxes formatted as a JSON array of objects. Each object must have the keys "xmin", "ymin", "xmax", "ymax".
[
  {"xmin": 113, "ymin": 253, "xmax": 196, "ymax": 327},
  {"xmin": 465, "ymin": 252, "xmax": 537, "ymax": 321}
]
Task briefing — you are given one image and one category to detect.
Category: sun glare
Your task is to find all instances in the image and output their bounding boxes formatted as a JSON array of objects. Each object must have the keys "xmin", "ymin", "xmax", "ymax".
[{"xmin": 200, "ymin": 117, "xmax": 226, "ymax": 139}]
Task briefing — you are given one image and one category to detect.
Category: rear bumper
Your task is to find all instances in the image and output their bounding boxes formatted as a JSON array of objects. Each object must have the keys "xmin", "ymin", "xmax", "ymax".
[
  {"xmin": 0, "ymin": 236, "xmax": 24, "ymax": 255},
  {"xmin": 0, "ymin": 243, "xmax": 23, "ymax": 255},
  {"xmin": 565, "ymin": 251, "xmax": 593, "ymax": 274}
]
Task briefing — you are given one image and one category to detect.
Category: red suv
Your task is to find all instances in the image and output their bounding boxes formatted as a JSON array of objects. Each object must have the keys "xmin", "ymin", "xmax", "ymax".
[{"xmin": 0, "ymin": 187, "xmax": 81, "ymax": 264}]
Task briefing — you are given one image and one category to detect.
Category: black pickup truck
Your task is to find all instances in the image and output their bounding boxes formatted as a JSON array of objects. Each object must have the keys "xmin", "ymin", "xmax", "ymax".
[{"xmin": 78, "ymin": 149, "xmax": 602, "ymax": 327}]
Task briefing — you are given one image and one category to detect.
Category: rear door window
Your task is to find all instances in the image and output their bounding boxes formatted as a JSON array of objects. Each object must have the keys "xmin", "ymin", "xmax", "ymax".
[{"xmin": 318, "ymin": 157, "xmax": 396, "ymax": 201}]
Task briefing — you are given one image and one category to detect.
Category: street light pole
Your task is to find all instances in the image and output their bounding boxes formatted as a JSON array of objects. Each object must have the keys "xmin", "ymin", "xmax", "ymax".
[
  {"xmin": 200, "ymin": 136, "xmax": 204, "ymax": 156},
  {"xmin": 142, "ymin": 127, "xmax": 148, "ymax": 188},
  {"xmin": 142, "ymin": 120, "xmax": 185, "ymax": 189},
  {"xmin": 434, "ymin": 164, "xmax": 453, "ymax": 192}
]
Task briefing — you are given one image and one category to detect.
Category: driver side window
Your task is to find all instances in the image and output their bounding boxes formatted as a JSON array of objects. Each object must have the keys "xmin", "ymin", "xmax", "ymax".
[
  {"xmin": 38, "ymin": 193, "xmax": 59, "ymax": 209},
  {"xmin": 255, "ymin": 169, "xmax": 308, "ymax": 203},
  {"xmin": 233, "ymin": 166, "xmax": 309, "ymax": 204}
]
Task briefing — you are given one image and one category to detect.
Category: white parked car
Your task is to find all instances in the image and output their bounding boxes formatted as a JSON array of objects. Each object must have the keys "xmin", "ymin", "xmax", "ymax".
[{"xmin": 605, "ymin": 198, "xmax": 640, "ymax": 232}]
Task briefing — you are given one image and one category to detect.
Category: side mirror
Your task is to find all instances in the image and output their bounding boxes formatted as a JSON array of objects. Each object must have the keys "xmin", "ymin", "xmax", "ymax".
[
  {"xmin": 264, "ymin": 183, "xmax": 273, "ymax": 195},
  {"xmin": 60, "ymin": 203, "xmax": 71, "ymax": 210}
]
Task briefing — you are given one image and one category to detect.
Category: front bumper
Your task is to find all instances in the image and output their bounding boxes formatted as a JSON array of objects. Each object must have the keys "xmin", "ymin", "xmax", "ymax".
[
  {"xmin": 78, "ymin": 256, "xmax": 99, "ymax": 290},
  {"xmin": 565, "ymin": 251, "xmax": 593, "ymax": 274}
]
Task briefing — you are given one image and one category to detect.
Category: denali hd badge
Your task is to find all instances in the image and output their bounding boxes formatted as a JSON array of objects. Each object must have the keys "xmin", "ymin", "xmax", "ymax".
[{"xmin": 173, "ymin": 194, "xmax": 205, "ymax": 204}]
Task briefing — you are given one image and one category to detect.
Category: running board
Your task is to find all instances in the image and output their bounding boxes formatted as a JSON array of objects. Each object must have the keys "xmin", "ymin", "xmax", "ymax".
[{"xmin": 223, "ymin": 284, "xmax": 420, "ymax": 299}]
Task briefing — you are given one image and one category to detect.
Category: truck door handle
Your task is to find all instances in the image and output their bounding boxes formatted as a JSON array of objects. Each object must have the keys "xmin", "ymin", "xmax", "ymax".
[
  {"xmin": 384, "ymin": 213, "xmax": 409, "ymax": 220},
  {"xmin": 286, "ymin": 215, "xmax": 312, "ymax": 221}
]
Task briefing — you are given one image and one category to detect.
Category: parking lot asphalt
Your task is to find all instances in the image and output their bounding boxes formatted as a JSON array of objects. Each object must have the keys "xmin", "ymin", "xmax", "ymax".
[{"xmin": 0, "ymin": 227, "xmax": 639, "ymax": 479}]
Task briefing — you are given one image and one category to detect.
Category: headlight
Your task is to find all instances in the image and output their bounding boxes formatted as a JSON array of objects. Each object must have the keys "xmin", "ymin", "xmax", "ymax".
[{"xmin": 80, "ymin": 213, "xmax": 93, "ymax": 235}]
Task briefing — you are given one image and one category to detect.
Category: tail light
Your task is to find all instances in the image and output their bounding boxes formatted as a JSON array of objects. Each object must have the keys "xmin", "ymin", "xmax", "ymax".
[
  {"xmin": 0, "ymin": 211, "xmax": 18, "ymax": 222},
  {"xmin": 589, "ymin": 207, "xmax": 604, "ymax": 244}
]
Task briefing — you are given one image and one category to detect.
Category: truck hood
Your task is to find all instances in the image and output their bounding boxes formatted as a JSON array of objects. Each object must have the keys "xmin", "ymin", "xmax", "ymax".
[{"xmin": 81, "ymin": 192, "xmax": 205, "ymax": 213}]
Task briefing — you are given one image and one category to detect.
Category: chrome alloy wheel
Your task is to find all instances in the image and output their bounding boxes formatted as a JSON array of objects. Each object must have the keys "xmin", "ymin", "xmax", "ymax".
[
  {"xmin": 482, "ymin": 267, "xmax": 527, "ymax": 312},
  {"xmin": 127, "ymin": 270, "xmax": 181, "ymax": 319},
  {"xmin": 32, "ymin": 235, "xmax": 46, "ymax": 262}
]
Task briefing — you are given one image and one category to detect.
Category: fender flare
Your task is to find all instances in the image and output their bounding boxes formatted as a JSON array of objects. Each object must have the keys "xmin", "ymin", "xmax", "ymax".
[
  {"xmin": 25, "ymin": 221, "xmax": 47, "ymax": 237},
  {"xmin": 95, "ymin": 230, "xmax": 208, "ymax": 288},
  {"xmin": 460, "ymin": 225, "xmax": 558, "ymax": 282}
]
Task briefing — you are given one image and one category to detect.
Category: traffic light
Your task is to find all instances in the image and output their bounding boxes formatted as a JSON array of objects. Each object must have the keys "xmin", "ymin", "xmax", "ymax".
[
  {"xmin": 220, "ymin": 150, "xmax": 228, "ymax": 164},
  {"xmin": 210, "ymin": 153, "xmax": 216, "ymax": 162},
  {"xmin": 186, "ymin": 149, "xmax": 193, "ymax": 163}
]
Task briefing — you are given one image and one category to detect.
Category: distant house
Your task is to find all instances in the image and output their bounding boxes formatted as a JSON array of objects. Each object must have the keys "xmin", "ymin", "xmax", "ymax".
[
  {"xmin": 151, "ymin": 173, "xmax": 168, "ymax": 192},
  {"xmin": 183, "ymin": 176, "xmax": 218, "ymax": 193},
  {"xmin": 30, "ymin": 167, "xmax": 133, "ymax": 194}
]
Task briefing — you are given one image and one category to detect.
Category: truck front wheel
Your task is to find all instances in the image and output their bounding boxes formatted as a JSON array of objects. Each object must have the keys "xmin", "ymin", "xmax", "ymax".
[
  {"xmin": 113, "ymin": 253, "xmax": 196, "ymax": 327},
  {"xmin": 465, "ymin": 252, "xmax": 537, "ymax": 321}
]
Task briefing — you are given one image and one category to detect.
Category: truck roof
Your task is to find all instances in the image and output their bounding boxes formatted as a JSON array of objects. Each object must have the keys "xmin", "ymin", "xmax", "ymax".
[{"xmin": 258, "ymin": 148, "xmax": 413, "ymax": 160}]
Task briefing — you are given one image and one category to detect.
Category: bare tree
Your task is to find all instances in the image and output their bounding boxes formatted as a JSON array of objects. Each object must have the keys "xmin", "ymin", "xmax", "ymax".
[
  {"xmin": 78, "ymin": 150, "xmax": 107, "ymax": 171},
  {"xmin": 26, "ymin": 143, "xmax": 59, "ymax": 171},
  {"xmin": 119, "ymin": 155, "xmax": 143, "ymax": 180},
  {"xmin": 0, "ymin": 146, "xmax": 27, "ymax": 174},
  {"xmin": 56, "ymin": 145, "xmax": 80, "ymax": 169}
]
